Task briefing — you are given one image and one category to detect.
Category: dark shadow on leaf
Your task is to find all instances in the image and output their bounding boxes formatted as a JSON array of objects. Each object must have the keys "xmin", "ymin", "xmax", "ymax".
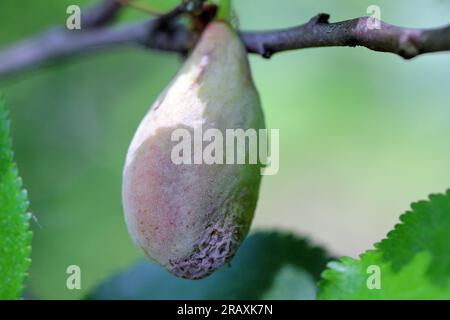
[{"xmin": 86, "ymin": 231, "xmax": 331, "ymax": 300}]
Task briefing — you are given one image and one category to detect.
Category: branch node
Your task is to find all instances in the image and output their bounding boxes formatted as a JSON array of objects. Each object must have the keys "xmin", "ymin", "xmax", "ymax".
[
  {"xmin": 398, "ymin": 33, "xmax": 420, "ymax": 59},
  {"xmin": 309, "ymin": 13, "xmax": 330, "ymax": 26},
  {"xmin": 261, "ymin": 48, "xmax": 273, "ymax": 59}
]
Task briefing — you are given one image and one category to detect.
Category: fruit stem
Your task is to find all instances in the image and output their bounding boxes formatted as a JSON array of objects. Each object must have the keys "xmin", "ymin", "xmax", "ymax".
[{"xmin": 211, "ymin": 0, "xmax": 231, "ymax": 22}]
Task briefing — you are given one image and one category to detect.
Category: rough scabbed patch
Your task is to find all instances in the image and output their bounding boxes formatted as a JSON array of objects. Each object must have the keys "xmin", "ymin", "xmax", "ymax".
[
  {"xmin": 168, "ymin": 219, "xmax": 240, "ymax": 279},
  {"xmin": 122, "ymin": 22, "xmax": 265, "ymax": 279}
]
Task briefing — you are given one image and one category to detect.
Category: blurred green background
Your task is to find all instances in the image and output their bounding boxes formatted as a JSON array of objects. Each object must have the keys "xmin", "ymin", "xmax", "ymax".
[{"xmin": 0, "ymin": 0, "xmax": 449, "ymax": 299}]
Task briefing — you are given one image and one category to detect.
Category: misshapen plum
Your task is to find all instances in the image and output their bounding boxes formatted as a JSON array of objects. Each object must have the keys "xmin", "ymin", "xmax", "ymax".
[{"xmin": 122, "ymin": 22, "xmax": 265, "ymax": 279}]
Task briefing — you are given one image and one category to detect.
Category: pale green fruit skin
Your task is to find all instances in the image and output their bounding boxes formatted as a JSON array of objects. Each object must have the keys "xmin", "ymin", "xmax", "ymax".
[{"xmin": 122, "ymin": 22, "xmax": 265, "ymax": 279}]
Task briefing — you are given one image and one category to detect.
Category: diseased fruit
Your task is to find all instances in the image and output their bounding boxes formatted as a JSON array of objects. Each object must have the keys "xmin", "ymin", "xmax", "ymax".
[{"xmin": 122, "ymin": 21, "xmax": 265, "ymax": 279}]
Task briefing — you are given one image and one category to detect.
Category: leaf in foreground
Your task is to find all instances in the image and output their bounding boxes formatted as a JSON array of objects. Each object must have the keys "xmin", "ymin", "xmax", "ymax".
[{"xmin": 319, "ymin": 190, "xmax": 450, "ymax": 299}]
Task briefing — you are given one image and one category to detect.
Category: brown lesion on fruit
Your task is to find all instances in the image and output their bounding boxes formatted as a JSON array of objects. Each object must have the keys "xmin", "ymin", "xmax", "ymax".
[{"xmin": 167, "ymin": 219, "xmax": 241, "ymax": 279}]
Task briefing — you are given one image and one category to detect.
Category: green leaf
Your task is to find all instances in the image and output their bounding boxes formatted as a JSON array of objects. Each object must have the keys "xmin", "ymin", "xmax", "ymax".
[
  {"xmin": 318, "ymin": 190, "xmax": 450, "ymax": 299},
  {"xmin": 87, "ymin": 231, "xmax": 331, "ymax": 300},
  {"xmin": 0, "ymin": 97, "xmax": 32, "ymax": 299},
  {"xmin": 211, "ymin": 0, "xmax": 231, "ymax": 21}
]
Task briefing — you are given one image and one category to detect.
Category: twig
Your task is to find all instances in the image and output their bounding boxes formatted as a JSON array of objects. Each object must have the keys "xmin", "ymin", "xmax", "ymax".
[
  {"xmin": 0, "ymin": 12, "xmax": 449, "ymax": 79},
  {"xmin": 242, "ymin": 14, "xmax": 450, "ymax": 59},
  {"xmin": 0, "ymin": 20, "xmax": 196, "ymax": 78},
  {"xmin": 0, "ymin": 0, "xmax": 197, "ymax": 78}
]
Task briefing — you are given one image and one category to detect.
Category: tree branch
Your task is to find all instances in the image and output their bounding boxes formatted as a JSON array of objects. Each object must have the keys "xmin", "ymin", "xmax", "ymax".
[
  {"xmin": 0, "ymin": 11, "xmax": 449, "ymax": 79},
  {"xmin": 0, "ymin": 20, "xmax": 196, "ymax": 78},
  {"xmin": 81, "ymin": 0, "xmax": 126, "ymax": 28},
  {"xmin": 242, "ymin": 14, "xmax": 450, "ymax": 59}
]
